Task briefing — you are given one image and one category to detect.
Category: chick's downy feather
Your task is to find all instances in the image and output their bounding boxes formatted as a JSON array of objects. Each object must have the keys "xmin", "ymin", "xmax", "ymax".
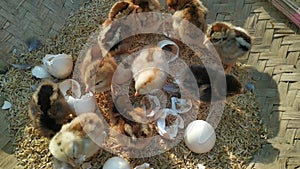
[
  {"xmin": 49, "ymin": 113, "xmax": 105, "ymax": 167},
  {"xmin": 206, "ymin": 22, "xmax": 252, "ymax": 72},
  {"xmin": 28, "ymin": 80, "xmax": 75, "ymax": 138},
  {"xmin": 167, "ymin": 0, "xmax": 208, "ymax": 40},
  {"xmin": 132, "ymin": 46, "xmax": 168, "ymax": 95}
]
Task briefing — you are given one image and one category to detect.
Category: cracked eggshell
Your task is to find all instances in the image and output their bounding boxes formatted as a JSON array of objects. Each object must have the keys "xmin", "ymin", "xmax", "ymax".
[
  {"xmin": 184, "ymin": 120, "xmax": 216, "ymax": 153},
  {"xmin": 43, "ymin": 53, "xmax": 73, "ymax": 79},
  {"xmin": 68, "ymin": 92, "xmax": 97, "ymax": 115},
  {"xmin": 59, "ymin": 79, "xmax": 81, "ymax": 99},
  {"xmin": 157, "ymin": 39, "xmax": 179, "ymax": 63},
  {"xmin": 31, "ymin": 65, "xmax": 51, "ymax": 79},
  {"xmin": 103, "ymin": 157, "xmax": 130, "ymax": 169}
]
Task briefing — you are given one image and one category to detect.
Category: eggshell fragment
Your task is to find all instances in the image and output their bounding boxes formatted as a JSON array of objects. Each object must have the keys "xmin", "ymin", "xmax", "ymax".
[
  {"xmin": 59, "ymin": 79, "xmax": 81, "ymax": 99},
  {"xmin": 43, "ymin": 53, "xmax": 73, "ymax": 79},
  {"xmin": 31, "ymin": 65, "xmax": 51, "ymax": 79},
  {"xmin": 103, "ymin": 157, "xmax": 131, "ymax": 169},
  {"xmin": 184, "ymin": 120, "xmax": 216, "ymax": 153},
  {"xmin": 1, "ymin": 101, "xmax": 12, "ymax": 110}
]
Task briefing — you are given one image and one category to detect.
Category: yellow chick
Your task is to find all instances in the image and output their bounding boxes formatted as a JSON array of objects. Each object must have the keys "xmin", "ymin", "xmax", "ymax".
[
  {"xmin": 81, "ymin": 45, "xmax": 118, "ymax": 92},
  {"xmin": 167, "ymin": 0, "xmax": 208, "ymax": 40},
  {"xmin": 28, "ymin": 80, "xmax": 76, "ymax": 138},
  {"xmin": 132, "ymin": 46, "xmax": 168, "ymax": 96},
  {"xmin": 49, "ymin": 112, "xmax": 105, "ymax": 168},
  {"xmin": 206, "ymin": 22, "xmax": 252, "ymax": 72}
]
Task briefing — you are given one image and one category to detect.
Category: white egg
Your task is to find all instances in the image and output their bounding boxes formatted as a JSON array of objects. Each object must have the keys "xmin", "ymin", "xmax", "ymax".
[
  {"xmin": 43, "ymin": 53, "xmax": 73, "ymax": 79},
  {"xmin": 184, "ymin": 120, "xmax": 216, "ymax": 153},
  {"xmin": 103, "ymin": 157, "xmax": 130, "ymax": 169},
  {"xmin": 31, "ymin": 65, "xmax": 51, "ymax": 79}
]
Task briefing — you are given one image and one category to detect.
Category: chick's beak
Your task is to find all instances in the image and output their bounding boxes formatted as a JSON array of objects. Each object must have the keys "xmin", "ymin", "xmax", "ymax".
[{"xmin": 134, "ymin": 91, "xmax": 140, "ymax": 97}]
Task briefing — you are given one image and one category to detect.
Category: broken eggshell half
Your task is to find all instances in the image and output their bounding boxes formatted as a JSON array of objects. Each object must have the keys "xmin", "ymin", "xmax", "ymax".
[
  {"xmin": 59, "ymin": 79, "xmax": 96, "ymax": 115},
  {"xmin": 157, "ymin": 39, "xmax": 179, "ymax": 63},
  {"xmin": 43, "ymin": 53, "xmax": 73, "ymax": 79},
  {"xmin": 157, "ymin": 108, "xmax": 184, "ymax": 140}
]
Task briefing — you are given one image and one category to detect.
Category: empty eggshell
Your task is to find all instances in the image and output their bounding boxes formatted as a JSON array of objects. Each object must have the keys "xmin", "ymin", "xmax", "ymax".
[
  {"xmin": 31, "ymin": 65, "xmax": 51, "ymax": 79},
  {"xmin": 43, "ymin": 53, "xmax": 73, "ymax": 79},
  {"xmin": 157, "ymin": 39, "xmax": 179, "ymax": 63},
  {"xmin": 184, "ymin": 120, "xmax": 216, "ymax": 153},
  {"xmin": 59, "ymin": 79, "xmax": 81, "ymax": 99},
  {"xmin": 67, "ymin": 92, "xmax": 97, "ymax": 115},
  {"xmin": 103, "ymin": 157, "xmax": 130, "ymax": 169}
]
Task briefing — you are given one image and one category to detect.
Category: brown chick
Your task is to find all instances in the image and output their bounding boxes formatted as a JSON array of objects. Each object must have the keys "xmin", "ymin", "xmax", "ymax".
[
  {"xmin": 167, "ymin": 0, "xmax": 208, "ymax": 40},
  {"xmin": 102, "ymin": 0, "xmax": 140, "ymax": 27},
  {"xmin": 100, "ymin": 1, "xmax": 141, "ymax": 57},
  {"xmin": 28, "ymin": 80, "xmax": 76, "ymax": 138},
  {"xmin": 187, "ymin": 65, "xmax": 243, "ymax": 103},
  {"xmin": 129, "ymin": 0, "xmax": 161, "ymax": 12},
  {"xmin": 206, "ymin": 22, "xmax": 252, "ymax": 72},
  {"xmin": 81, "ymin": 46, "xmax": 118, "ymax": 92}
]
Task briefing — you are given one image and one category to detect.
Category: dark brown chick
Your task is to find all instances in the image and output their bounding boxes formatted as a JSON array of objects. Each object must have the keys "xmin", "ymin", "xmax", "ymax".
[
  {"xmin": 129, "ymin": 0, "xmax": 161, "ymax": 12},
  {"xmin": 167, "ymin": 0, "xmax": 208, "ymax": 40},
  {"xmin": 188, "ymin": 65, "xmax": 243, "ymax": 103},
  {"xmin": 206, "ymin": 22, "xmax": 252, "ymax": 72},
  {"xmin": 28, "ymin": 80, "xmax": 76, "ymax": 138}
]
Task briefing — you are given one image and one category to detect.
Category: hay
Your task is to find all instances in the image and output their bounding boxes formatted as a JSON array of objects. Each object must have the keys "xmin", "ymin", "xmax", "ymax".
[{"xmin": 0, "ymin": 0, "xmax": 266, "ymax": 168}]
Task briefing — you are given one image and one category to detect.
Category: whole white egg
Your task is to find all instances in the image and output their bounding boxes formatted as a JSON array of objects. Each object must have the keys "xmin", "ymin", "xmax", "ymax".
[
  {"xmin": 184, "ymin": 120, "xmax": 216, "ymax": 153},
  {"xmin": 103, "ymin": 157, "xmax": 131, "ymax": 169}
]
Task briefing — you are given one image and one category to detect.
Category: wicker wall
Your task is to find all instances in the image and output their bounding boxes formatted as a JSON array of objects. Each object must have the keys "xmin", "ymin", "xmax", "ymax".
[{"xmin": 0, "ymin": 0, "xmax": 85, "ymax": 55}]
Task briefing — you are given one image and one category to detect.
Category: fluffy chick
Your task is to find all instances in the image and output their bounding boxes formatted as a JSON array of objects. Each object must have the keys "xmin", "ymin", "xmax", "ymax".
[
  {"xmin": 132, "ymin": 46, "xmax": 168, "ymax": 96},
  {"xmin": 189, "ymin": 65, "xmax": 243, "ymax": 102},
  {"xmin": 206, "ymin": 22, "xmax": 252, "ymax": 72},
  {"xmin": 49, "ymin": 112, "xmax": 105, "ymax": 168},
  {"xmin": 28, "ymin": 80, "xmax": 75, "ymax": 138},
  {"xmin": 167, "ymin": 0, "xmax": 208, "ymax": 40},
  {"xmin": 102, "ymin": 0, "xmax": 140, "ymax": 27},
  {"xmin": 81, "ymin": 45, "xmax": 118, "ymax": 92},
  {"xmin": 100, "ymin": 1, "xmax": 140, "ymax": 57},
  {"xmin": 129, "ymin": 0, "xmax": 161, "ymax": 12}
]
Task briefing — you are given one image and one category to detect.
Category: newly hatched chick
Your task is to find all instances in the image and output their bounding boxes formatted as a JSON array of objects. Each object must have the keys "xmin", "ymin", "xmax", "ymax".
[
  {"xmin": 167, "ymin": 0, "xmax": 208, "ymax": 40},
  {"xmin": 206, "ymin": 22, "xmax": 252, "ymax": 72},
  {"xmin": 28, "ymin": 80, "xmax": 75, "ymax": 138},
  {"xmin": 100, "ymin": 1, "xmax": 140, "ymax": 57},
  {"xmin": 49, "ymin": 112, "xmax": 105, "ymax": 168},
  {"xmin": 132, "ymin": 46, "xmax": 168, "ymax": 96},
  {"xmin": 81, "ymin": 45, "xmax": 118, "ymax": 92},
  {"xmin": 189, "ymin": 65, "xmax": 243, "ymax": 102},
  {"xmin": 129, "ymin": 0, "xmax": 161, "ymax": 12},
  {"xmin": 102, "ymin": 0, "xmax": 140, "ymax": 27}
]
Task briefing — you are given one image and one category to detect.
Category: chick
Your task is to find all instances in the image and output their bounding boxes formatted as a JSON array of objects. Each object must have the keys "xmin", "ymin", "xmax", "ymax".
[
  {"xmin": 129, "ymin": 0, "xmax": 161, "ymax": 12},
  {"xmin": 100, "ymin": 1, "xmax": 140, "ymax": 57},
  {"xmin": 188, "ymin": 65, "xmax": 243, "ymax": 102},
  {"xmin": 206, "ymin": 22, "xmax": 252, "ymax": 72},
  {"xmin": 28, "ymin": 80, "xmax": 76, "ymax": 138},
  {"xmin": 167, "ymin": 0, "xmax": 208, "ymax": 40},
  {"xmin": 81, "ymin": 45, "xmax": 118, "ymax": 92},
  {"xmin": 132, "ymin": 46, "xmax": 168, "ymax": 96},
  {"xmin": 102, "ymin": 0, "xmax": 140, "ymax": 27},
  {"xmin": 49, "ymin": 112, "xmax": 105, "ymax": 167}
]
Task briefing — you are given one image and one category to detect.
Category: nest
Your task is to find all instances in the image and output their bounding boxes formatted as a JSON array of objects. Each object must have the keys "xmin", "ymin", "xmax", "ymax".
[{"xmin": 0, "ymin": 0, "xmax": 267, "ymax": 168}]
